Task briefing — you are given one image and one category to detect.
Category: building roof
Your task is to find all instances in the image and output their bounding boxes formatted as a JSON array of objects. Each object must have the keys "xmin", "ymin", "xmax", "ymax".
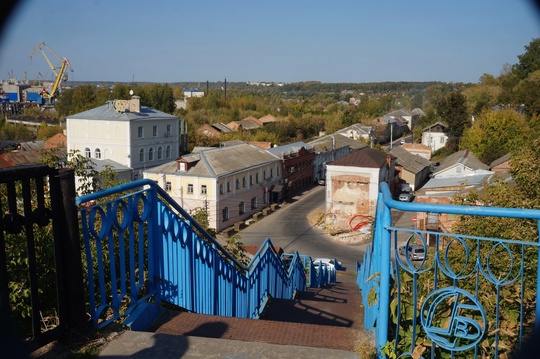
[
  {"xmin": 0, "ymin": 148, "xmax": 67, "ymax": 168},
  {"xmin": 421, "ymin": 173, "xmax": 492, "ymax": 190},
  {"xmin": 308, "ymin": 134, "xmax": 367, "ymax": 153},
  {"xmin": 212, "ymin": 122, "xmax": 233, "ymax": 133},
  {"xmin": 334, "ymin": 123, "xmax": 373, "ymax": 138},
  {"xmin": 328, "ymin": 146, "xmax": 387, "ymax": 168},
  {"xmin": 434, "ymin": 149, "xmax": 488, "ymax": 174},
  {"xmin": 259, "ymin": 114, "xmax": 278, "ymax": 124},
  {"xmin": 388, "ymin": 146, "xmax": 431, "ymax": 174},
  {"xmin": 145, "ymin": 143, "xmax": 277, "ymax": 178},
  {"xmin": 489, "ymin": 153, "xmax": 511, "ymax": 169},
  {"xmin": 423, "ymin": 121, "xmax": 448, "ymax": 132},
  {"xmin": 266, "ymin": 141, "xmax": 309, "ymax": 158},
  {"xmin": 67, "ymin": 101, "xmax": 178, "ymax": 122},
  {"xmin": 44, "ymin": 132, "xmax": 67, "ymax": 149},
  {"xmin": 19, "ymin": 140, "xmax": 45, "ymax": 151},
  {"xmin": 386, "ymin": 109, "xmax": 411, "ymax": 118},
  {"xmin": 87, "ymin": 158, "xmax": 132, "ymax": 172}
]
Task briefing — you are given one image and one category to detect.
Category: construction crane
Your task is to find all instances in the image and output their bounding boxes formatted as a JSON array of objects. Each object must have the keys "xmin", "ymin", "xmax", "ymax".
[{"xmin": 29, "ymin": 41, "xmax": 73, "ymax": 105}]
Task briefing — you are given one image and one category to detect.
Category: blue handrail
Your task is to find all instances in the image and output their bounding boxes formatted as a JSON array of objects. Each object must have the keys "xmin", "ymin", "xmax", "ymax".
[
  {"xmin": 77, "ymin": 179, "xmax": 309, "ymax": 329},
  {"xmin": 358, "ymin": 182, "xmax": 540, "ymax": 358}
]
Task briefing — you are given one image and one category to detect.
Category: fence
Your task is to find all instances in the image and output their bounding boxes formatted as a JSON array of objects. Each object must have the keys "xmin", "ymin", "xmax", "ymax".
[
  {"xmin": 0, "ymin": 165, "xmax": 86, "ymax": 352},
  {"xmin": 358, "ymin": 182, "xmax": 540, "ymax": 358},
  {"xmin": 76, "ymin": 179, "xmax": 308, "ymax": 330}
]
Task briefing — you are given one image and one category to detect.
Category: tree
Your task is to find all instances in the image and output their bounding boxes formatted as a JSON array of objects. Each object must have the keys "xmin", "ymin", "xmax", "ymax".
[
  {"xmin": 460, "ymin": 109, "xmax": 528, "ymax": 164},
  {"xmin": 436, "ymin": 91, "xmax": 470, "ymax": 148},
  {"xmin": 514, "ymin": 38, "xmax": 540, "ymax": 81}
]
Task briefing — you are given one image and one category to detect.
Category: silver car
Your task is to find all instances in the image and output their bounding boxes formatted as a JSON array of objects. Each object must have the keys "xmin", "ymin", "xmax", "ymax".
[{"xmin": 398, "ymin": 244, "xmax": 426, "ymax": 261}]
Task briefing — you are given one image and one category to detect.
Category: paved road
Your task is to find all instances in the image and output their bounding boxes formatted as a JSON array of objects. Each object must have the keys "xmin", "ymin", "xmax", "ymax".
[{"xmin": 238, "ymin": 186, "xmax": 366, "ymax": 271}]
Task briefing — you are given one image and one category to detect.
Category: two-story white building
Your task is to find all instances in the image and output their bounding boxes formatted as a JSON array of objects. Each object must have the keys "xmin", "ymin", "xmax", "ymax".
[
  {"xmin": 422, "ymin": 122, "xmax": 449, "ymax": 154},
  {"xmin": 66, "ymin": 96, "xmax": 181, "ymax": 180},
  {"xmin": 144, "ymin": 143, "xmax": 282, "ymax": 232}
]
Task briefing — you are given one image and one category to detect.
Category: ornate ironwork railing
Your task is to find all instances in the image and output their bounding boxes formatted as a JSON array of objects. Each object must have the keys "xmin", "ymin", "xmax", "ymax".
[
  {"xmin": 358, "ymin": 182, "xmax": 540, "ymax": 358},
  {"xmin": 76, "ymin": 179, "xmax": 307, "ymax": 330},
  {"xmin": 0, "ymin": 165, "xmax": 86, "ymax": 352}
]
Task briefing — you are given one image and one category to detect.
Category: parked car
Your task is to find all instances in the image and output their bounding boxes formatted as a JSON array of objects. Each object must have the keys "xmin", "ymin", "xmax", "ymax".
[
  {"xmin": 398, "ymin": 192, "xmax": 413, "ymax": 202},
  {"xmin": 312, "ymin": 258, "xmax": 344, "ymax": 271},
  {"xmin": 398, "ymin": 244, "xmax": 426, "ymax": 261},
  {"xmin": 400, "ymin": 139, "xmax": 406, "ymax": 145},
  {"xmin": 317, "ymin": 178, "xmax": 326, "ymax": 186}
]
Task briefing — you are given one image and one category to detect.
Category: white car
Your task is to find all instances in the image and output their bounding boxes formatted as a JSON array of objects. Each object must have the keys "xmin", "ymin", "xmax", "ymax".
[{"xmin": 312, "ymin": 258, "xmax": 343, "ymax": 270}]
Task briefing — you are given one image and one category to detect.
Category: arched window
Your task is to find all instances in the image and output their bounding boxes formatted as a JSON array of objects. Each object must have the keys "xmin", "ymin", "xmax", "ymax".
[
  {"xmin": 94, "ymin": 148, "xmax": 101, "ymax": 159},
  {"xmin": 157, "ymin": 146, "xmax": 163, "ymax": 160},
  {"xmin": 166, "ymin": 145, "xmax": 171, "ymax": 158},
  {"xmin": 148, "ymin": 148, "xmax": 154, "ymax": 161},
  {"xmin": 139, "ymin": 149, "xmax": 145, "ymax": 162},
  {"xmin": 222, "ymin": 207, "xmax": 229, "ymax": 222},
  {"xmin": 85, "ymin": 147, "xmax": 91, "ymax": 158}
]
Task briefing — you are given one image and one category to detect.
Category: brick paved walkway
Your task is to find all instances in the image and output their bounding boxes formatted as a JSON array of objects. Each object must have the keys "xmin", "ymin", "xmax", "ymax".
[{"xmin": 151, "ymin": 272, "xmax": 363, "ymax": 352}]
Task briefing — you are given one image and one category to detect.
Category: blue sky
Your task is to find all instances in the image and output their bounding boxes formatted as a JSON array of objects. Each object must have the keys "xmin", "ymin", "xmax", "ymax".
[{"xmin": 1, "ymin": 0, "xmax": 539, "ymax": 84}]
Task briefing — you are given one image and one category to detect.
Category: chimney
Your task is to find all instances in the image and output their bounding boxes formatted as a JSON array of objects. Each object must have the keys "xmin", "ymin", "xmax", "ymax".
[{"xmin": 129, "ymin": 96, "xmax": 141, "ymax": 113}]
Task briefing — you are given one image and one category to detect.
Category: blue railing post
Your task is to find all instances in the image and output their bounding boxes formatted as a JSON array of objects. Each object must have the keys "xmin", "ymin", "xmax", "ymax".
[{"xmin": 377, "ymin": 190, "xmax": 392, "ymax": 354}]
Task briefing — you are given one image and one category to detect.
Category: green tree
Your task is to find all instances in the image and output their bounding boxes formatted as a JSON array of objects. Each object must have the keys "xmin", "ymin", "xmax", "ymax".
[
  {"xmin": 436, "ymin": 90, "xmax": 470, "ymax": 148},
  {"xmin": 460, "ymin": 109, "xmax": 527, "ymax": 164},
  {"xmin": 514, "ymin": 37, "xmax": 540, "ymax": 81}
]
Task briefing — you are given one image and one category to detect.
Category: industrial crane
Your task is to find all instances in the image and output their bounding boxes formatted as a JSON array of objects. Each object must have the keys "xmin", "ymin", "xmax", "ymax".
[{"xmin": 29, "ymin": 41, "xmax": 73, "ymax": 105}]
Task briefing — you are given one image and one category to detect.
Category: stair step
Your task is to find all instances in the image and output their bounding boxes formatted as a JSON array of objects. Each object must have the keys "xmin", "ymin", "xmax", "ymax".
[
  {"xmin": 154, "ymin": 311, "xmax": 359, "ymax": 352},
  {"xmin": 99, "ymin": 330, "xmax": 360, "ymax": 358}
]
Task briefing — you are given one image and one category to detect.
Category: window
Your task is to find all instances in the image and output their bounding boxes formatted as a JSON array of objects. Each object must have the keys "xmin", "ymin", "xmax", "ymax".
[
  {"xmin": 243, "ymin": 177, "xmax": 246, "ymax": 187},
  {"xmin": 94, "ymin": 148, "xmax": 101, "ymax": 159},
  {"xmin": 166, "ymin": 124, "xmax": 171, "ymax": 136},
  {"xmin": 153, "ymin": 125, "xmax": 158, "ymax": 137},
  {"xmin": 440, "ymin": 137, "xmax": 445, "ymax": 144},
  {"xmin": 277, "ymin": 167, "xmax": 280, "ymax": 176},
  {"xmin": 165, "ymin": 182, "xmax": 171, "ymax": 191},
  {"xmin": 227, "ymin": 182, "xmax": 231, "ymax": 192},
  {"xmin": 166, "ymin": 145, "xmax": 171, "ymax": 158},
  {"xmin": 157, "ymin": 146, "xmax": 163, "ymax": 160},
  {"xmin": 263, "ymin": 170, "xmax": 266, "ymax": 180},
  {"xmin": 179, "ymin": 162, "xmax": 186, "ymax": 171},
  {"xmin": 239, "ymin": 202, "xmax": 245, "ymax": 215},
  {"xmin": 139, "ymin": 149, "xmax": 145, "ymax": 162},
  {"xmin": 138, "ymin": 126, "xmax": 143, "ymax": 138},
  {"xmin": 270, "ymin": 168, "xmax": 273, "ymax": 178},
  {"xmin": 251, "ymin": 197, "xmax": 257, "ymax": 210},
  {"xmin": 222, "ymin": 207, "xmax": 229, "ymax": 222},
  {"xmin": 201, "ymin": 185, "xmax": 207, "ymax": 194},
  {"xmin": 456, "ymin": 166, "xmax": 462, "ymax": 174},
  {"xmin": 220, "ymin": 184, "xmax": 224, "ymax": 194},
  {"xmin": 250, "ymin": 175, "xmax": 253, "ymax": 186},
  {"xmin": 187, "ymin": 184, "xmax": 193, "ymax": 194},
  {"xmin": 236, "ymin": 179, "xmax": 240, "ymax": 190},
  {"xmin": 85, "ymin": 147, "xmax": 91, "ymax": 158},
  {"xmin": 148, "ymin": 148, "xmax": 154, "ymax": 161},
  {"xmin": 256, "ymin": 173, "xmax": 259, "ymax": 183}
]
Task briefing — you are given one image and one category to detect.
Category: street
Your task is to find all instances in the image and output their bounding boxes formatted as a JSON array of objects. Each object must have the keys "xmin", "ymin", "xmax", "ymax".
[{"xmin": 238, "ymin": 185, "xmax": 367, "ymax": 271}]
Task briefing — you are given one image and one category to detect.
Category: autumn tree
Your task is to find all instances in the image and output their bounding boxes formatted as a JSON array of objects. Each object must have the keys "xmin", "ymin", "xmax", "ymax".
[{"xmin": 460, "ymin": 109, "xmax": 527, "ymax": 164}]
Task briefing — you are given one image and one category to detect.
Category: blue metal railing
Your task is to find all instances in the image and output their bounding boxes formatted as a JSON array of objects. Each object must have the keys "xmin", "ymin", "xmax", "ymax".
[
  {"xmin": 358, "ymin": 182, "xmax": 540, "ymax": 358},
  {"xmin": 76, "ymin": 179, "xmax": 307, "ymax": 330}
]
